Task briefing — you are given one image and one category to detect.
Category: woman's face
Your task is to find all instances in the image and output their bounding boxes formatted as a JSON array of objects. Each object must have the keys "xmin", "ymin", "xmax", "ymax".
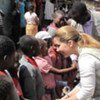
[{"xmin": 53, "ymin": 37, "xmax": 77, "ymax": 58}]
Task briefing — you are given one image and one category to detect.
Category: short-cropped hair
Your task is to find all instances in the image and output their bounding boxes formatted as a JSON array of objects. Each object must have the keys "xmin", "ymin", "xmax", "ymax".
[
  {"xmin": 18, "ymin": 35, "xmax": 40, "ymax": 56},
  {"xmin": 0, "ymin": 35, "xmax": 15, "ymax": 60}
]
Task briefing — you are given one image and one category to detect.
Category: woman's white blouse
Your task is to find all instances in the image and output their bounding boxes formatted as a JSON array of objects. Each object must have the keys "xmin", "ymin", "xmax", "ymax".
[{"xmin": 76, "ymin": 53, "xmax": 100, "ymax": 100}]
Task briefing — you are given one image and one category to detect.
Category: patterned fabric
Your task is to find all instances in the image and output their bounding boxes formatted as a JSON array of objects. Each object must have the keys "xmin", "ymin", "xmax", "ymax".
[
  {"xmin": 26, "ymin": 24, "xmax": 38, "ymax": 36},
  {"xmin": 35, "ymin": 56, "xmax": 56, "ymax": 89}
]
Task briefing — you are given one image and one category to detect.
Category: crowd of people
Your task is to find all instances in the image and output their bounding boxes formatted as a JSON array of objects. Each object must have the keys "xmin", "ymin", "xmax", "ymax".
[{"xmin": 0, "ymin": 0, "xmax": 100, "ymax": 100}]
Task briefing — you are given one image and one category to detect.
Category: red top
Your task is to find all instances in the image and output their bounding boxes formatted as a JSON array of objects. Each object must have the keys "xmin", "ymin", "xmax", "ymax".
[
  {"xmin": 25, "ymin": 56, "xmax": 38, "ymax": 68},
  {"xmin": 0, "ymin": 71, "xmax": 6, "ymax": 76}
]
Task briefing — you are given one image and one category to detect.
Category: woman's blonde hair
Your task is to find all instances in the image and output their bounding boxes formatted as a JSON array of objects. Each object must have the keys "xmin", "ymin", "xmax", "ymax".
[
  {"xmin": 55, "ymin": 26, "xmax": 100, "ymax": 48},
  {"xmin": 78, "ymin": 33, "xmax": 100, "ymax": 48}
]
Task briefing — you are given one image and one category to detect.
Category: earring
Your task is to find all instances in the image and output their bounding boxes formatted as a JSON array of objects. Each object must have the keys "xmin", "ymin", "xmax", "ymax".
[{"xmin": 4, "ymin": 55, "xmax": 7, "ymax": 60}]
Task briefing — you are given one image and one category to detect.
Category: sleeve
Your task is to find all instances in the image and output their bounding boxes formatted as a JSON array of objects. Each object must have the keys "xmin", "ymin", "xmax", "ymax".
[
  {"xmin": 32, "ymin": 13, "xmax": 37, "ymax": 18},
  {"xmin": 24, "ymin": 12, "xmax": 28, "ymax": 20},
  {"xmin": 19, "ymin": 65, "xmax": 37, "ymax": 100},
  {"xmin": 76, "ymin": 54, "xmax": 96, "ymax": 100},
  {"xmin": 83, "ymin": 16, "xmax": 94, "ymax": 35},
  {"xmin": 70, "ymin": 54, "xmax": 78, "ymax": 62},
  {"xmin": 35, "ymin": 58, "xmax": 52, "ymax": 74}
]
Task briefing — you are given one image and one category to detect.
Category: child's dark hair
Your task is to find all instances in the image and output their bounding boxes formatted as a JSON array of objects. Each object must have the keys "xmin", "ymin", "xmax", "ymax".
[
  {"xmin": 28, "ymin": 4, "xmax": 34, "ymax": 12},
  {"xmin": 18, "ymin": 35, "xmax": 40, "ymax": 57},
  {"xmin": 0, "ymin": 35, "xmax": 15, "ymax": 60}
]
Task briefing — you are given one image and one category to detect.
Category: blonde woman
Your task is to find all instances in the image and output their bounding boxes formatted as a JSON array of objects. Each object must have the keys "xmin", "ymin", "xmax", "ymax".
[{"xmin": 54, "ymin": 26, "xmax": 100, "ymax": 100}]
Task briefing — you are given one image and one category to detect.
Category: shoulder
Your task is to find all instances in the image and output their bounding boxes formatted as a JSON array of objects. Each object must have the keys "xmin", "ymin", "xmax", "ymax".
[
  {"xmin": 35, "ymin": 57, "xmax": 48, "ymax": 66},
  {"xmin": 78, "ymin": 53, "xmax": 97, "ymax": 72},
  {"xmin": 0, "ymin": 75, "xmax": 13, "ymax": 93},
  {"xmin": 35, "ymin": 57, "xmax": 52, "ymax": 73},
  {"xmin": 24, "ymin": 12, "xmax": 30, "ymax": 17}
]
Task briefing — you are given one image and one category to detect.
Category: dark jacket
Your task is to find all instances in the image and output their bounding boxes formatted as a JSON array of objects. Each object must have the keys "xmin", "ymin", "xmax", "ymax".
[
  {"xmin": 19, "ymin": 55, "xmax": 44, "ymax": 100},
  {"xmin": 0, "ymin": 70, "xmax": 20, "ymax": 100}
]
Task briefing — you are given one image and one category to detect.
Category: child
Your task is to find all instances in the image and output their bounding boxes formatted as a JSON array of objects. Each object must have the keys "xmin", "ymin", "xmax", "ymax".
[
  {"xmin": 24, "ymin": 5, "xmax": 39, "ymax": 36},
  {"xmin": 18, "ymin": 35, "xmax": 44, "ymax": 100},
  {"xmin": 35, "ymin": 38, "xmax": 77, "ymax": 100},
  {"xmin": 0, "ymin": 35, "xmax": 19, "ymax": 100}
]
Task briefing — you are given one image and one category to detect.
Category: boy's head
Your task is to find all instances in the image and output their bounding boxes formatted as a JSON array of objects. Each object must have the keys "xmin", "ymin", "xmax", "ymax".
[
  {"xmin": 0, "ymin": 35, "xmax": 16, "ymax": 69},
  {"xmin": 18, "ymin": 35, "xmax": 40, "ymax": 57}
]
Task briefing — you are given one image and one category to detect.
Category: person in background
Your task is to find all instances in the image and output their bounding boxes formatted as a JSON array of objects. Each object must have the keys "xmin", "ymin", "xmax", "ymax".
[
  {"xmin": 47, "ymin": 10, "xmax": 65, "ymax": 37},
  {"xmin": 19, "ymin": 0, "xmax": 26, "ymax": 37},
  {"xmin": 0, "ymin": 10, "xmax": 4, "ymax": 35},
  {"xmin": 11, "ymin": 2, "xmax": 20, "ymax": 48},
  {"xmin": 35, "ymin": 0, "xmax": 44, "ymax": 30},
  {"xmin": 67, "ymin": 1, "xmax": 98, "ymax": 39},
  {"xmin": 18, "ymin": 35, "xmax": 44, "ymax": 100},
  {"xmin": 44, "ymin": 0, "xmax": 55, "ymax": 25},
  {"xmin": 26, "ymin": 0, "xmax": 36, "ymax": 12},
  {"xmin": 53, "ymin": 26, "xmax": 100, "ymax": 100},
  {"xmin": 24, "ymin": 4, "xmax": 39, "ymax": 36},
  {"xmin": 35, "ymin": 31, "xmax": 52, "ymax": 48},
  {"xmin": 0, "ymin": 35, "xmax": 20, "ymax": 100}
]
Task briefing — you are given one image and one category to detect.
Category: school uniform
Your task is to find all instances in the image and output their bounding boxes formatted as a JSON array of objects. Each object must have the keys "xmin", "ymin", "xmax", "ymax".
[{"xmin": 19, "ymin": 55, "xmax": 44, "ymax": 100}]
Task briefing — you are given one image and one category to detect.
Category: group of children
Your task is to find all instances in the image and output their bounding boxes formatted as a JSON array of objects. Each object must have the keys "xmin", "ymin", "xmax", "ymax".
[{"xmin": 0, "ymin": 33, "xmax": 78, "ymax": 100}]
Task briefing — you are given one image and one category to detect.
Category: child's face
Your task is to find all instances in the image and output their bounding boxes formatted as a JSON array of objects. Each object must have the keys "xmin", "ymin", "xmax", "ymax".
[
  {"xmin": 4, "ymin": 52, "xmax": 16, "ymax": 69},
  {"xmin": 52, "ymin": 37, "xmax": 60, "ymax": 51},
  {"xmin": 41, "ymin": 43, "xmax": 48, "ymax": 56}
]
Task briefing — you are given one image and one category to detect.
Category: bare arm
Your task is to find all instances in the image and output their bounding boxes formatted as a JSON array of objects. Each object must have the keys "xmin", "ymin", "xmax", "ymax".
[{"xmin": 50, "ymin": 62, "xmax": 77, "ymax": 74}]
